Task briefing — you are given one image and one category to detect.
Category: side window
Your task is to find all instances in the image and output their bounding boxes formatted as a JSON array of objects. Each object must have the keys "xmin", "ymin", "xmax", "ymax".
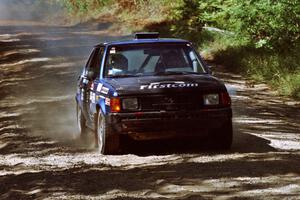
[
  {"xmin": 86, "ymin": 47, "xmax": 104, "ymax": 79},
  {"xmin": 83, "ymin": 49, "xmax": 96, "ymax": 76}
]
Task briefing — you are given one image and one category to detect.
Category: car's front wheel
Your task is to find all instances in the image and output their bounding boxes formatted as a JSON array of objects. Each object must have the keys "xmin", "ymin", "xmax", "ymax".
[
  {"xmin": 76, "ymin": 103, "xmax": 88, "ymax": 139},
  {"xmin": 95, "ymin": 111, "xmax": 120, "ymax": 154}
]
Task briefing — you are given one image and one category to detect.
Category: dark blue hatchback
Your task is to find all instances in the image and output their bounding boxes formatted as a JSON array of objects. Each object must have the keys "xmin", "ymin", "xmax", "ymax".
[{"xmin": 76, "ymin": 33, "xmax": 232, "ymax": 154}]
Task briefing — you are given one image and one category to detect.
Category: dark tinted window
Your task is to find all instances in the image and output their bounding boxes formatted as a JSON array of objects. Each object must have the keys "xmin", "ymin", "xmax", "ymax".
[
  {"xmin": 85, "ymin": 47, "xmax": 104, "ymax": 79},
  {"xmin": 104, "ymin": 44, "xmax": 206, "ymax": 78}
]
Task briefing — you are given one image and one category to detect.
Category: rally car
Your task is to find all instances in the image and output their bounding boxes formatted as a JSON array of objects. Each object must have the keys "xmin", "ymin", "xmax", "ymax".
[{"xmin": 76, "ymin": 32, "xmax": 232, "ymax": 154}]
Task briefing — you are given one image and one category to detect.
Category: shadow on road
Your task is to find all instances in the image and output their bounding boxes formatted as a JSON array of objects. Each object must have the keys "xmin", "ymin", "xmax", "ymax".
[{"xmin": 1, "ymin": 151, "xmax": 300, "ymax": 199}]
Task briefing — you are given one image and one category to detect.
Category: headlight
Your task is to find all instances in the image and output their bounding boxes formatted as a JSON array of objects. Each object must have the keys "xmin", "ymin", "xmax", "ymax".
[
  {"xmin": 122, "ymin": 98, "xmax": 138, "ymax": 110},
  {"xmin": 203, "ymin": 94, "xmax": 219, "ymax": 105}
]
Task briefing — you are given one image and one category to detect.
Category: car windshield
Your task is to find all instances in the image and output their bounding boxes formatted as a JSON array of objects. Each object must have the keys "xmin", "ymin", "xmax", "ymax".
[{"xmin": 104, "ymin": 44, "xmax": 207, "ymax": 78}]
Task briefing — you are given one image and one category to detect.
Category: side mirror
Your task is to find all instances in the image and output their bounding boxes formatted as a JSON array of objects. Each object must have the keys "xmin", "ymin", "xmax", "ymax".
[{"xmin": 86, "ymin": 71, "xmax": 95, "ymax": 80}]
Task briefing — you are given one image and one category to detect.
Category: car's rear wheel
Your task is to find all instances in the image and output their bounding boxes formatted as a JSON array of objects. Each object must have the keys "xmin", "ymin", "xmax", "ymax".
[
  {"xmin": 95, "ymin": 111, "xmax": 120, "ymax": 154},
  {"xmin": 76, "ymin": 103, "xmax": 88, "ymax": 139}
]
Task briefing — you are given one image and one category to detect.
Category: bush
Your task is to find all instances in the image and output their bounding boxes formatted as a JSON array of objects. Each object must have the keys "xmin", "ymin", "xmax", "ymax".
[
  {"xmin": 210, "ymin": 37, "xmax": 300, "ymax": 99},
  {"xmin": 228, "ymin": 0, "xmax": 300, "ymax": 50},
  {"xmin": 169, "ymin": 0, "xmax": 300, "ymax": 99},
  {"xmin": 60, "ymin": 0, "xmax": 112, "ymax": 15}
]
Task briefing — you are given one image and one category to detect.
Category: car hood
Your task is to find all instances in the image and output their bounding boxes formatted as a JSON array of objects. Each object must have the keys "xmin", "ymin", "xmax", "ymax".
[{"xmin": 104, "ymin": 74, "xmax": 226, "ymax": 96}]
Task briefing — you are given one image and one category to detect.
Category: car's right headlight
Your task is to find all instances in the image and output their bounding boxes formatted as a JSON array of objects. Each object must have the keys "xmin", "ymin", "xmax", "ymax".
[
  {"xmin": 122, "ymin": 98, "xmax": 139, "ymax": 110},
  {"xmin": 203, "ymin": 94, "xmax": 219, "ymax": 105}
]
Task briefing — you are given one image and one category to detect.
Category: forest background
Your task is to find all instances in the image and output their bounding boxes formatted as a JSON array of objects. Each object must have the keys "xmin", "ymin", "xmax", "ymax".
[{"xmin": 40, "ymin": 0, "xmax": 300, "ymax": 99}]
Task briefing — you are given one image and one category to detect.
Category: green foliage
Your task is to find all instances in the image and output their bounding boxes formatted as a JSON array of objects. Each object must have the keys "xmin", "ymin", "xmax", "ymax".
[
  {"xmin": 60, "ymin": 0, "xmax": 112, "ymax": 15},
  {"xmin": 243, "ymin": 49, "xmax": 300, "ymax": 98},
  {"xmin": 228, "ymin": 0, "xmax": 300, "ymax": 50},
  {"xmin": 171, "ymin": 0, "xmax": 300, "ymax": 50},
  {"xmin": 171, "ymin": 0, "xmax": 204, "ymax": 32},
  {"xmin": 169, "ymin": 0, "xmax": 300, "ymax": 99},
  {"xmin": 56, "ymin": 0, "xmax": 300, "ymax": 99},
  {"xmin": 209, "ymin": 36, "xmax": 300, "ymax": 99},
  {"xmin": 278, "ymin": 72, "xmax": 300, "ymax": 99},
  {"xmin": 58, "ymin": 0, "xmax": 300, "ymax": 50}
]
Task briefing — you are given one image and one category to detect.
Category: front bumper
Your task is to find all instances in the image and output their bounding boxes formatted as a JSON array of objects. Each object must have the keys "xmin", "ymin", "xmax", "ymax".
[{"xmin": 107, "ymin": 108, "xmax": 232, "ymax": 140}]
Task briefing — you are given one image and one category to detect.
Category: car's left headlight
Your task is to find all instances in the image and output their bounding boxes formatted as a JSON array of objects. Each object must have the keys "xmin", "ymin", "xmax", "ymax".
[
  {"xmin": 122, "ymin": 98, "xmax": 139, "ymax": 110},
  {"xmin": 203, "ymin": 94, "xmax": 219, "ymax": 105}
]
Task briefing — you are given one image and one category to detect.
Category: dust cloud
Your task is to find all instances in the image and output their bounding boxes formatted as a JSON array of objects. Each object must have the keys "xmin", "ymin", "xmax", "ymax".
[
  {"xmin": 0, "ymin": 0, "xmax": 99, "ymax": 145},
  {"xmin": 0, "ymin": 0, "xmax": 64, "ymax": 22}
]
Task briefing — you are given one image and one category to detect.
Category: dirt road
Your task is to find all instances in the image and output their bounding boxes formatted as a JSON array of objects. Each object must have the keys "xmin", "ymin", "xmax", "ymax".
[{"xmin": 1, "ymin": 13, "xmax": 300, "ymax": 200}]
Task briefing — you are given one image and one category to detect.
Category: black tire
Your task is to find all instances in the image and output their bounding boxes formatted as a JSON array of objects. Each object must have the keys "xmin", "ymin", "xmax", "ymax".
[
  {"xmin": 76, "ymin": 103, "xmax": 88, "ymax": 139},
  {"xmin": 211, "ymin": 121, "xmax": 233, "ymax": 150},
  {"xmin": 95, "ymin": 110, "xmax": 120, "ymax": 154}
]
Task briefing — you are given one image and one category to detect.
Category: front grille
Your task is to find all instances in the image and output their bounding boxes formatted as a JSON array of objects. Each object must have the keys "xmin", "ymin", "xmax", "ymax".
[{"xmin": 140, "ymin": 94, "xmax": 202, "ymax": 111}]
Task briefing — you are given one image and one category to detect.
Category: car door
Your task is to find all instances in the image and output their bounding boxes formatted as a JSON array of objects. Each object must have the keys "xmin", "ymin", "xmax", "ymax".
[
  {"xmin": 86, "ymin": 47, "xmax": 105, "ymax": 123},
  {"xmin": 77, "ymin": 48, "xmax": 98, "ymax": 128}
]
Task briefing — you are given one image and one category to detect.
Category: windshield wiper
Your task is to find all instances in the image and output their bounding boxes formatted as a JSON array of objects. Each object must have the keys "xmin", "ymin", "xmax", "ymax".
[
  {"xmin": 153, "ymin": 71, "xmax": 201, "ymax": 76},
  {"xmin": 109, "ymin": 71, "xmax": 203, "ymax": 78},
  {"xmin": 109, "ymin": 74, "xmax": 139, "ymax": 78}
]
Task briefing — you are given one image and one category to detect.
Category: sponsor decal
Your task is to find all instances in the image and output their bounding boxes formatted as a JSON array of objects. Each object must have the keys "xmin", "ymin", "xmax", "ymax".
[
  {"xmin": 90, "ymin": 92, "xmax": 96, "ymax": 103},
  {"xmin": 105, "ymin": 97, "xmax": 110, "ymax": 106},
  {"xmin": 86, "ymin": 91, "xmax": 89, "ymax": 102},
  {"xmin": 140, "ymin": 81, "xmax": 199, "ymax": 90},
  {"xmin": 83, "ymin": 78, "xmax": 88, "ymax": 84},
  {"xmin": 80, "ymin": 89, "xmax": 84, "ymax": 101},
  {"xmin": 101, "ymin": 87, "xmax": 109, "ymax": 94},
  {"xmin": 96, "ymin": 83, "xmax": 103, "ymax": 92},
  {"xmin": 110, "ymin": 47, "xmax": 116, "ymax": 54},
  {"xmin": 93, "ymin": 93, "xmax": 96, "ymax": 103}
]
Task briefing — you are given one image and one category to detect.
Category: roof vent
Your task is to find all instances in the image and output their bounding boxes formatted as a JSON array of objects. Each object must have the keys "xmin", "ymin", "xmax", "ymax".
[{"xmin": 135, "ymin": 32, "xmax": 159, "ymax": 39}]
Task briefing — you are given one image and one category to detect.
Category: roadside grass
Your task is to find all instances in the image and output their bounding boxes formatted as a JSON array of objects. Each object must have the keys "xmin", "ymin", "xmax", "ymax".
[
  {"xmin": 209, "ymin": 38, "xmax": 300, "ymax": 99},
  {"xmin": 246, "ymin": 54, "xmax": 300, "ymax": 100}
]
